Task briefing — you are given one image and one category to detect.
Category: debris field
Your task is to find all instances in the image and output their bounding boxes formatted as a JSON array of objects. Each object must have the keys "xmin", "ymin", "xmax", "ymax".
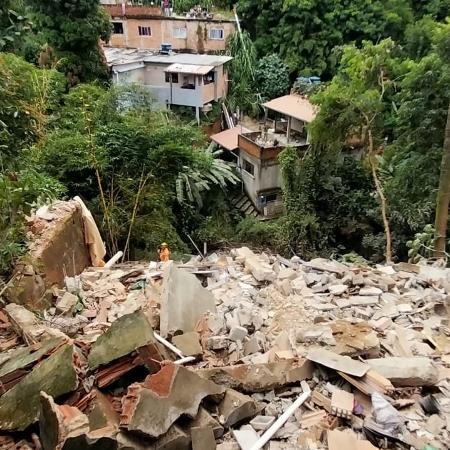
[{"xmin": 1, "ymin": 214, "xmax": 450, "ymax": 449}]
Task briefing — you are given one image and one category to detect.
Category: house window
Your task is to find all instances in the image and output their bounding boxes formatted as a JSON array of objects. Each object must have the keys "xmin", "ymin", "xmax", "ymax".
[
  {"xmin": 203, "ymin": 71, "xmax": 215, "ymax": 85},
  {"xmin": 173, "ymin": 27, "xmax": 187, "ymax": 39},
  {"xmin": 264, "ymin": 193, "xmax": 278, "ymax": 203},
  {"xmin": 112, "ymin": 22, "xmax": 124, "ymax": 34},
  {"xmin": 165, "ymin": 73, "xmax": 178, "ymax": 83},
  {"xmin": 243, "ymin": 159, "xmax": 254, "ymax": 176},
  {"xmin": 181, "ymin": 75, "xmax": 195, "ymax": 89},
  {"xmin": 138, "ymin": 26, "xmax": 151, "ymax": 36},
  {"xmin": 209, "ymin": 28, "xmax": 224, "ymax": 40}
]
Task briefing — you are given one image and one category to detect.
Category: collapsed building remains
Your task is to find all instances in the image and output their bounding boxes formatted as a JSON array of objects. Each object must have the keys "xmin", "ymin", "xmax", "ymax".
[{"xmin": 1, "ymin": 201, "xmax": 450, "ymax": 449}]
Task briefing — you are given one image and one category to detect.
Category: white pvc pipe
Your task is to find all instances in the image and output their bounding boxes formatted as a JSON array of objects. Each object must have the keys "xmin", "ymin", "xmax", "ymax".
[
  {"xmin": 174, "ymin": 356, "xmax": 196, "ymax": 365},
  {"xmin": 248, "ymin": 382, "xmax": 311, "ymax": 450},
  {"xmin": 154, "ymin": 332, "xmax": 184, "ymax": 358},
  {"xmin": 104, "ymin": 251, "xmax": 124, "ymax": 268}
]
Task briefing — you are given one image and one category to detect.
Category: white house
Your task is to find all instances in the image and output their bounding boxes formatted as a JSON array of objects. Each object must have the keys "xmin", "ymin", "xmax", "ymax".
[{"xmin": 104, "ymin": 47, "xmax": 232, "ymax": 122}]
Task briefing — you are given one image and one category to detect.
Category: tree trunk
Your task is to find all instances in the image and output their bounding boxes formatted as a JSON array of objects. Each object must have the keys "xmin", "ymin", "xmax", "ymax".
[
  {"xmin": 368, "ymin": 129, "xmax": 392, "ymax": 263},
  {"xmin": 434, "ymin": 102, "xmax": 450, "ymax": 258}
]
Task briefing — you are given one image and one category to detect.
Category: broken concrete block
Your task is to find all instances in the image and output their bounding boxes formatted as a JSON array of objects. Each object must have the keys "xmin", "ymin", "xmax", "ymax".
[
  {"xmin": 367, "ymin": 357, "xmax": 439, "ymax": 386},
  {"xmin": 196, "ymin": 359, "xmax": 314, "ymax": 393},
  {"xmin": 397, "ymin": 303, "xmax": 413, "ymax": 314},
  {"xmin": 277, "ymin": 278, "xmax": 293, "ymax": 296},
  {"xmin": 244, "ymin": 335, "xmax": 265, "ymax": 355},
  {"xmin": 160, "ymin": 262, "xmax": 216, "ymax": 337},
  {"xmin": 277, "ymin": 268, "xmax": 297, "ymax": 281},
  {"xmin": 191, "ymin": 427, "xmax": 216, "ymax": 450},
  {"xmin": 250, "ymin": 415, "xmax": 275, "ymax": 431},
  {"xmin": 329, "ymin": 284, "xmax": 348, "ymax": 296},
  {"xmin": 0, "ymin": 344, "xmax": 78, "ymax": 431},
  {"xmin": 235, "ymin": 247, "xmax": 276, "ymax": 282},
  {"xmin": 5, "ymin": 303, "xmax": 66, "ymax": 344},
  {"xmin": 359, "ymin": 286, "xmax": 382, "ymax": 296},
  {"xmin": 206, "ymin": 336, "xmax": 229, "ymax": 350},
  {"xmin": 88, "ymin": 310, "xmax": 155, "ymax": 369},
  {"xmin": 120, "ymin": 363, "xmax": 224, "ymax": 438},
  {"xmin": 154, "ymin": 425, "xmax": 191, "ymax": 450},
  {"xmin": 56, "ymin": 292, "xmax": 79, "ymax": 316},
  {"xmin": 305, "ymin": 258, "xmax": 345, "ymax": 276},
  {"xmin": 348, "ymin": 295, "xmax": 379, "ymax": 306},
  {"xmin": 232, "ymin": 426, "xmax": 259, "ymax": 450},
  {"xmin": 172, "ymin": 332, "xmax": 202, "ymax": 356},
  {"xmin": 185, "ymin": 406, "xmax": 224, "ymax": 439},
  {"xmin": 218, "ymin": 389, "xmax": 262, "ymax": 427},
  {"xmin": 229, "ymin": 326, "xmax": 248, "ymax": 342}
]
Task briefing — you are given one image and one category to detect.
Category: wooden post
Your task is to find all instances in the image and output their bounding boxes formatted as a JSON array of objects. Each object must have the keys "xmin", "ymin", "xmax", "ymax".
[{"xmin": 287, "ymin": 116, "xmax": 292, "ymax": 142}]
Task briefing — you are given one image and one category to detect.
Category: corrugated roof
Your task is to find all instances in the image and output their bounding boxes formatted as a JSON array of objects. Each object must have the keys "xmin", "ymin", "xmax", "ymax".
[
  {"xmin": 165, "ymin": 63, "xmax": 214, "ymax": 75},
  {"xmin": 263, "ymin": 94, "xmax": 317, "ymax": 123},
  {"xmin": 211, "ymin": 126, "xmax": 250, "ymax": 151},
  {"xmin": 104, "ymin": 47, "xmax": 232, "ymax": 67}
]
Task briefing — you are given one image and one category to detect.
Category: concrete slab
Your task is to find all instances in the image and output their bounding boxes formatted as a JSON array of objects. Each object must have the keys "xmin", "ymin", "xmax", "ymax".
[
  {"xmin": 88, "ymin": 310, "xmax": 155, "ymax": 369},
  {"xmin": 160, "ymin": 262, "xmax": 216, "ymax": 337},
  {"xmin": 0, "ymin": 344, "xmax": 78, "ymax": 431},
  {"xmin": 172, "ymin": 332, "xmax": 202, "ymax": 356},
  {"xmin": 367, "ymin": 357, "xmax": 439, "ymax": 386}
]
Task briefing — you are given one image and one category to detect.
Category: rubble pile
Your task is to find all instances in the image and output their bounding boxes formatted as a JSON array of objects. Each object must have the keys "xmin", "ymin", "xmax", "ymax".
[{"xmin": 1, "ymin": 245, "xmax": 450, "ymax": 449}]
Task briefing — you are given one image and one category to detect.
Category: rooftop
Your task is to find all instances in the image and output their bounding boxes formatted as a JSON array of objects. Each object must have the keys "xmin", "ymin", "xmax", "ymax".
[
  {"xmin": 263, "ymin": 94, "xmax": 318, "ymax": 123},
  {"xmin": 211, "ymin": 126, "xmax": 251, "ymax": 151},
  {"xmin": 104, "ymin": 47, "xmax": 233, "ymax": 67}
]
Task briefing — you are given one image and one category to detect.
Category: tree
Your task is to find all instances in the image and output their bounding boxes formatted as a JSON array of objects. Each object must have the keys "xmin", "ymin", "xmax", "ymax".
[
  {"xmin": 225, "ymin": 29, "xmax": 260, "ymax": 115},
  {"xmin": 254, "ymin": 54, "xmax": 290, "ymax": 101},
  {"xmin": 434, "ymin": 103, "xmax": 450, "ymax": 258},
  {"xmin": 26, "ymin": 0, "xmax": 111, "ymax": 83},
  {"xmin": 0, "ymin": 1, "xmax": 32, "ymax": 52},
  {"xmin": 310, "ymin": 40, "xmax": 401, "ymax": 262}
]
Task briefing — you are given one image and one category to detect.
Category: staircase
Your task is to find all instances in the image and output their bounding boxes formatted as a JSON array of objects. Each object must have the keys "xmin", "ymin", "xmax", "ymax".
[{"xmin": 231, "ymin": 192, "xmax": 260, "ymax": 218}]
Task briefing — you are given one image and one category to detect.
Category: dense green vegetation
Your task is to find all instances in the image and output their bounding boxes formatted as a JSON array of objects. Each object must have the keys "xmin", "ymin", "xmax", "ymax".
[{"xmin": 2, "ymin": 0, "xmax": 450, "ymax": 284}]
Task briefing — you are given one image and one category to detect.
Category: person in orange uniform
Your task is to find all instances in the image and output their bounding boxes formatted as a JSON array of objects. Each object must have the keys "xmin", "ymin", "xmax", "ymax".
[{"xmin": 158, "ymin": 242, "xmax": 171, "ymax": 262}]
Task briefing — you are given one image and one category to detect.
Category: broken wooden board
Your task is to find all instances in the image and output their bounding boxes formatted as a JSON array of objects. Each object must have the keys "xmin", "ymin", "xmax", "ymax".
[
  {"xmin": 338, "ymin": 369, "xmax": 394, "ymax": 396},
  {"xmin": 307, "ymin": 349, "xmax": 369, "ymax": 377}
]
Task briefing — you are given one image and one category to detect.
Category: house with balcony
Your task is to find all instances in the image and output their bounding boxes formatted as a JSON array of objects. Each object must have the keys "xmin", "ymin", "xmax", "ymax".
[
  {"xmin": 211, "ymin": 94, "xmax": 317, "ymax": 217},
  {"xmin": 104, "ymin": 47, "xmax": 232, "ymax": 122},
  {"xmin": 101, "ymin": 1, "xmax": 236, "ymax": 53}
]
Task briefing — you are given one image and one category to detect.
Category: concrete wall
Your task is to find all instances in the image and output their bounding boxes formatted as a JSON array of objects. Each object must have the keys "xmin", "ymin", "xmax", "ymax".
[
  {"xmin": 239, "ymin": 151, "xmax": 282, "ymax": 210},
  {"xmin": 107, "ymin": 16, "xmax": 235, "ymax": 52},
  {"xmin": 259, "ymin": 160, "xmax": 282, "ymax": 192},
  {"xmin": 5, "ymin": 202, "xmax": 91, "ymax": 311}
]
